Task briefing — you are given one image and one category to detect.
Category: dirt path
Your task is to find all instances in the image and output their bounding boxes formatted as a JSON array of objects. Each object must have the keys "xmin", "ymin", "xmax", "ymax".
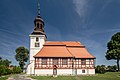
[{"xmin": 7, "ymin": 74, "xmax": 34, "ymax": 80}]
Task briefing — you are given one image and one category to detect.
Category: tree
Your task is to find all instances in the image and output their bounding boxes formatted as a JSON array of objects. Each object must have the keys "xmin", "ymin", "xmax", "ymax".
[
  {"xmin": 3, "ymin": 59, "xmax": 11, "ymax": 67},
  {"xmin": 95, "ymin": 65, "xmax": 106, "ymax": 74},
  {"xmin": 0, "ymin": 59, "xmax": 11, "ymax": 67},
  {"xmin": 105, "ymin": 32, "xmax": 120, "ymax": 71},
  {"xmin": 0, "ymin": 58, "xmax": 12, "ymax": 76},
  {"xmin": 0, "ymin": 57, "xmax": 2, "ymax": 60},
  {"xmin": 15, "ymin": 46, "xmax": 29, "ymax": 71}
]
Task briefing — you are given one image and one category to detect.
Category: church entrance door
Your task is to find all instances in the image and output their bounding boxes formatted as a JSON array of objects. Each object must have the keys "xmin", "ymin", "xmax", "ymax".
[
  {"xmin": 53, "ymin": 65, "xmax": 57, "ymax": 75},
  {"xmin": 53, "ymin": 68, "xmax": 57, "ymax": 75}
]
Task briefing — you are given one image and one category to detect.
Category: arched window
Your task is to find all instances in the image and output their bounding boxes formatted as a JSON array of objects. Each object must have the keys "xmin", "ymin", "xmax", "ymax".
[
  {"xmin": 40, "ymin": 24, "xmax": 42, "ymax": 28},
  {"xmin": 37, "ymin": 23, "xmax": 39, "ymax": 28},
  {"xmin": 36, "ymin": 37, "xmax": 39, "ymax": 41}
]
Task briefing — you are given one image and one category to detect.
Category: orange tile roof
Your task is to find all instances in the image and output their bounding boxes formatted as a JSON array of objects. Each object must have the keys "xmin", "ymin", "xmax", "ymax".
[
  {"xmin": 67, "ymin": 47, "xmax": 95, "ymax": 58},
  {"xmin": 44, "ymin": 41, "xmax": 65, "ymax": 46},
  {"xmin": 34, "ymin": 41, "xmax": 95, "ymax": 58},
  {"xmin": 62, "ymin": 42, "xmax": 84, "ymax": 47},
  {"xmin": 44, "ymin": 41, "xmax": 84, "ymax": 47},
  {"xmin": 34, "ymin": 46, "xmax": 73, "ymax": 57}
]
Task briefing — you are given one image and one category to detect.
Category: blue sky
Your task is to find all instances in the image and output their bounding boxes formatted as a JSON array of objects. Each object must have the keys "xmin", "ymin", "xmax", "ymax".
[{"xmin": 0, "ymin": 0, "xmax": 120, "ymax": 66}]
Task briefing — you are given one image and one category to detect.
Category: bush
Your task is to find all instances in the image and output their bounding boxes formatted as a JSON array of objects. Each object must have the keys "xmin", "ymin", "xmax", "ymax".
[
  {"xmin": 95, "ymin": 65, "xmax": 106, "ymax": 74},
  {"xmin": 12, "ymin": 66, "xmax": 22, "ymax": 74},
  {"xmin": 0, "ymin": 65, "xmax": 22, "ymax": 76},
  {"xmin": 0, "ymin": 65, "xmax": 12, "ymax": 76},
  {"xmin": 0, "ymin": 57, "xmax": 22, "ymax": 76},
  {"xmin": 107, "ymin": 65, "xmax": 117, "ymax": 72}
]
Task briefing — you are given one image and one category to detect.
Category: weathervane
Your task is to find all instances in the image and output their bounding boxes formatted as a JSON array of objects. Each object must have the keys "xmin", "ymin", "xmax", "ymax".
[{"xmin": 38, "ymin": 0, "xmax": 40, "ymax": 15}]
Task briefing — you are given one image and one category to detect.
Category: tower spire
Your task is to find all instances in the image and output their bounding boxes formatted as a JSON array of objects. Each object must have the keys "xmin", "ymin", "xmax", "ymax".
[
  {"xmin": 31, "ymin": 0, "xmax": 46, "ymax": 36},
  {"xmin": 38, "ymin": 0, "xmax": 40, "ymax": 15}
]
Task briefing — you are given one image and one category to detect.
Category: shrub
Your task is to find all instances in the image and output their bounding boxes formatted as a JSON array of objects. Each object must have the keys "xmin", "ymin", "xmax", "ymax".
[
  {"xmin": 95, "ymin": 65, "xmax": 106, "ymax": 74},
  {"xmin": 107, "ymin": 65, "xmax": 117, "ymax": 72},
  {"xmin": 12, "ymin": 66, "xmax": 22, "ymax": 74},
  {"xmin": 0, "ymin": 65, "xmax": 11, "ymax": 75}
]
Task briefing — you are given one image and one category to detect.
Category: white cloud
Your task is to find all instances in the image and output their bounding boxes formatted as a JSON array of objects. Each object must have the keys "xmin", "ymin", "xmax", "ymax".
[
  {"xmin": 72, "ymin": 0, "xmax": 113, "ymax": 29},
  {"xmin": 73, "ymin": 0, "xmax": 90, "ymax": 19},
  {"xmin": 72, "ymin": 0, "xmax": 92, "ymax": 29}
]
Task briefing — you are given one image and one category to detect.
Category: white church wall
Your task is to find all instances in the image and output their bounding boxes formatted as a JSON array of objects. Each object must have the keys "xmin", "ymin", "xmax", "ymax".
[
  {"xmin": 32, "ymin": 69, "xmax": 95, "ymax": 75},
  {"xmin": 77, "ymin": 69, "xmax": 95, "ymax": 75},
  {"xmin": 26, "ymin": 61, "xmax": 35, "ymax": 74},
  {"xmin": 77, "ymin": 69, "xmax": 87, "ymax": 75},
  {"xmin": 35, "ymin": 69, "xmax": 53, "ymax": 75},
  {"xmin": 27, "ymin": 35, "xmax": 45, "ymax": 75},
  {"xmin": 57, "ymin": 69, "xmax": 72, "ymax": 75},
  {"xmin": 30, "ymin": 35, "xmax": 45, "ymax": 48},
  {"xmin": 88, "ymin": 69, "xmax": 95, "ymax": 74},
  {"xmin": 29, "ymin": 35, "xmax": 45, "ymax": 62},
  {"xmin": 30, "ymin": 48, "xmax": 40, "ymax": 62},
  {"xmin": 35, "ymin": 69, "xmax": 73, "ymax": 75}
]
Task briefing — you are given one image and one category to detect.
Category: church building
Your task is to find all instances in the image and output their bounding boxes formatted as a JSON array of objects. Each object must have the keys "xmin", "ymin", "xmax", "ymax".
[{"xmin": 26, "ymin": 1, "xmax": 96, "ymax": 75}]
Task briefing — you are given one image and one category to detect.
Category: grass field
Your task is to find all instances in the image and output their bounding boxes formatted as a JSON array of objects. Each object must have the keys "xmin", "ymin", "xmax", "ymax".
[{"xmin": 30, "ymin": 72, "xmax": 120, "ymax": 80}]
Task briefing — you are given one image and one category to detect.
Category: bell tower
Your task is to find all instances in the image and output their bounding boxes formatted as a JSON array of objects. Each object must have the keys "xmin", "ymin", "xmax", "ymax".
[
  {"xmin": 32, "ymin": 0, "xmax": 45, "ymax": 35},
  {"xmin": 28, "ymin": 0, "xmax": 46, "ymax": 74}
]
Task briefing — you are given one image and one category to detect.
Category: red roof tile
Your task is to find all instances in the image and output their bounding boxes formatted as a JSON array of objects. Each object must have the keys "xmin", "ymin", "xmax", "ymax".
[
  {"xmin": 34, "ymin": 41, "xmax": 95, "ymax": 58},
  {"xmin": 44, "ymin": 41, "xmax": 65, "ymax": 46},
  {"xmin": 67, "ymin": 47, "xmax": 95, "ymax": 58},
  {"xmin": 34, "ymin": 46, "xmax": 73, "ymax": 57},
  {"xmin": 44, "ymin": 41, "xmax": 84, "ymax": 47}
]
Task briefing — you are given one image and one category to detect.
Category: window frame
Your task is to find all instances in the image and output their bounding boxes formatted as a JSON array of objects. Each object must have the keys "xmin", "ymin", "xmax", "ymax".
[
  {"xmin": 82, "ymin": 70, "xmax": 85, "ymax": 73},
  {"xmin": 35, "ymin": 42, "xmax": 40, "ymax": 47},
  {"xmin": 62, "ymin": 58, "xmax": 68, "ymax": 65},
  {"xmin": 42, "ymin": 58, "xmax": 47, "ymax": 65},
  {"xmin": 81, "ymin": 59, "xmax": 86, "ymax": 65},
  {"xmin": 53, "ymin": 58, "xmax": 58, "ymax": 65},
  {"xmin": 36, "ymin": 37, "xmax": 39, "ymax": 42}
]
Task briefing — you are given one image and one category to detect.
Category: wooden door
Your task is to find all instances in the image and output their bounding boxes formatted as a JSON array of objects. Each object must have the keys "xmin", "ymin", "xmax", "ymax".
[{"xmin": 53, "ymin": 68, "xmax": 57, "ymax": 75}]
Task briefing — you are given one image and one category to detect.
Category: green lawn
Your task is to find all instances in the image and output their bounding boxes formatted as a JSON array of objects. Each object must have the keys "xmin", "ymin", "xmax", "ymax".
[{"xmin": 30, "ymin": 72, "xmax": 120, "ymax": 80}]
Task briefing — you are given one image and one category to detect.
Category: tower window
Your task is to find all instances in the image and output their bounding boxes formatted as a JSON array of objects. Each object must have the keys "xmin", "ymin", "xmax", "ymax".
[
  {"xmin": 35, "ymin": 43, "xmax": 40, "ymax": 47},
  {"xmin": 36, "ymin": 37, "xmax": 39, "ymax": 41},
  {"xmin": 37, "ymin": 23, "xmax": 39, "ymax": 28},
  {"xmin": 40, "ymin": 24, "xmax": 42, "ymax": 28}
]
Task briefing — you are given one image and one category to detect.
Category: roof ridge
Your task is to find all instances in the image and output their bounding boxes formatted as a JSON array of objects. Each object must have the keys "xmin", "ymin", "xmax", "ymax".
[{"xmin": 66, "ymin": 47, "xmax": 75, "ymax": 58}]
